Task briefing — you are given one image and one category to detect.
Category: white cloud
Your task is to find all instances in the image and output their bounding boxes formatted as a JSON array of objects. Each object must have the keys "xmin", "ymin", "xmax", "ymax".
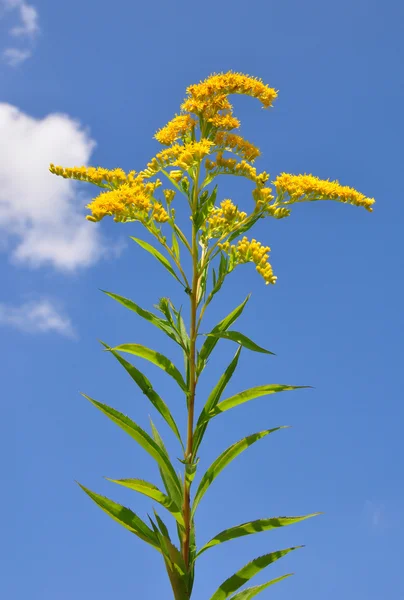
[
  {"xmin": 0, "ymin": 1, "xmax": 39, "ymax": 66},
  {"xmin": 0, "ymin": 299, "xmax": 76, "ymax": 337},
  {"xmin": 10, "ymin": 2, "xmax": 39, "ymax": 37},
  {"xmin": 0, "ymin": 103, "xmax": 106, "ymax": 271},
  {"xmin": 2, "ymin": 46, "xmax": 31, "ymax": 66}
]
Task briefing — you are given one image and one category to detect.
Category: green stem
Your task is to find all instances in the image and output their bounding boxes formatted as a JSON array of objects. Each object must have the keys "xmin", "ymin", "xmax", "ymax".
[{"xmin": 182, "ymin": 163, "xmax": 201, "ymax": 574}]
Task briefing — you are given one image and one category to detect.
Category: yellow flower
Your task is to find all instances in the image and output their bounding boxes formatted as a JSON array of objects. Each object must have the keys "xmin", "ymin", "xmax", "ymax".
[
  {"xmin": 206, "ymin": 199, "xmax": 247, "ymax": 237},
  {"xmin": 274, "ymin": 173, "xmax": 375, "ymax": 212},
  {"xmin": 264, "ymin": 205, "xmax": 291, "ymax": 219},
  {"xmin": 175, "ymin": 140, "xmax": 214, "ymax": 169},
  {"xmin": 181, "ymin": 94, "xmax": 233, "ymax": 118},
  {"xmin": 87, "ymin": 184, "xmax": 151, "ymax": 222},
  {"xmin": 206, "ymin": 153, "xmax": 269, "ymax": 185},
  {"xmin": 163, "ymin": 189, "xmax": 176, "ymax": 203},
  {"xmin": 221, "ymin": 236, "xmax": 276, "ymax": 285},
  {"xmin": 143, "ymin": 145, "xmax": 184, "ymax": 176},
  {"xmin": 169, "ymin": 170, "xmax": 183, "ymax": 182},
  {"xmin": 144, "ymin": 140, "xmax": 214, "ymax": 176},
  {"xmin": 49, "ymin": 164, "xmax": 136, "ymax": 187},
  {"xmin": 215, "ymin": 132, "xmax": 261, "ymax": 162},
  {"xmin": 185, "ymin": 72, "xmax": 278, "ymax": 110},
  {"xmin": 152, "ymin": 202, "xmax": 169, "ymax": 223},
  {"xmin": 252, "ymin": 187, "xmax": 274, "ymax": 207},
  {"xmin": 207, "ymin": 113, "xmax": 240, "ymax": 131},
  {"xmin": 155, "ymin": 114, "xmax": 196, "ymax": 146}
]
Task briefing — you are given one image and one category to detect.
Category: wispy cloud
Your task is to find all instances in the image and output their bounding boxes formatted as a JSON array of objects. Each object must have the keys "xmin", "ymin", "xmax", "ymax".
[
  {"xmin": 0, "ymin": 299, "xmax": 76, "ymax": 338},
  {"xmin": 1, "ymin": 0, "xmax": 39, "ymax": 66},
  {"xmin": 10, "ymin": 1, "xmax": 39, "ymax": 37},
  {"xmin": 0, "ymin": 103, "xmax": 109, "ymax": 271},
  {"xmin": 2, "ymin": 46, "xmax": 31, "ymax": 66}
]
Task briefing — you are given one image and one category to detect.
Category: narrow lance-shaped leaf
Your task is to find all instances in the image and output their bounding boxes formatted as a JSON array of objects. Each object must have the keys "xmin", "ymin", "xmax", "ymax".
[
  {"xmin": 77, "ymin": 483, "xmax": 159, "ymax": 550},
  {"xmin": 113, "ymin": 343, "xmax": 187, "ymax": 392},
  {"xmin": 192, "ymin": 427, "xmax": 287, "ymax": 516},
  {"xmin": 173, "ymin": 223, "xmax": 191, "ymax": 253},
  {"xmin": 171, "ymin": 303, "xmax": 190, "ymax": 352},
  {"xmin": 207, "ymin": 385, "xmax": 310, "ymax": 421},
  {"xmin": 101, "ymin": 342, "xmax": 183, "ymax": 446},
  {"xmin": 172, "ymin": 230, "xmax": 180, "ymax": 261},
  {"xmin": 148, "ymin": 514, "xmax": 189, "ymax": 600},
  {"xmin": 204, "ymin": 253, "xmax": 229, "ymax": 309},
  {"xmin": 82, "ymin": 395, "xmax": 182, "ymax": 499},
  {"xmin": 209, "ymin": 547, "xmax": 301, "ymax": 600},
  {"xmin": 227, "ymin": 574, "xmax": 294, "ymax": 600},
  {"xmin": 150, "ymin": 418, "xmax": 183, "ymax": 508},
  {"xmin": 197, "ymin": 295, "xmax": 250, "ymax": 375},
  {"xmin": 204, "ymin": 330, "xmax": 275, "ymax": 355},
  {"xmin": 105, "ymin": 478, "xmax": 184, "ymax": 527},
  {"xmin": 227, "ymin": 213, "xmax": 262, "ymax": 243},
  {"xmin": 101, "ymin": 290, "xmax": 181, "ymax": 345},
  {"xmin": 131, "ymin": 236, "xmax": 184, "ymax": 285},
  {"xmin": 197, "ymin": 514, "xmax": 321, "ymax": 557},
  {"xmin": 193, "ymin": 347, "xmax": 242, "ymax": 457}
]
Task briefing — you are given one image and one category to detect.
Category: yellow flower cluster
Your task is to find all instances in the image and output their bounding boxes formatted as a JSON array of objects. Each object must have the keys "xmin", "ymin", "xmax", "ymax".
[
  {"xmin": 144, "ymin": 140, "xmax": 214, "ymax": 176},
  {"xmin": 264, "ymin": 205, "xmax": 291, "ymax": 219},
  {"xmin": 152, "ymin": 202, "xmax": 170, "ymax": 223},
  {"xmin": 274, "ymin": 173, "xmax": 375, "ymax": 212},
  {"xmin": 163, "ymin": 189, "xmax": 176, "ymax": 203},
  {"xmin": 49, "ymin": 164, "xmax": 136, "ymax": 187},
  {"xmin": 185, "ymin": 72, "xmax": 278, "ymax": 110},
  {"xmin": 252, "ymin": 186, "xmax": 274, "ymax": 207},
  {"xmin": 206, "ymin": 199, "xmax": 247, "ymax": 238},
  {"xmin": 86, "ymin": 180, "xmax": 165, "ymax": 223},
  {"xmin": 168, "ymin": 170, "xmax": 183, "ymax": 182},
  {"xmin": 208, "ymin": 113, "xmax": 240, "ymax": 130},
  {"xmin": 206, "ymin": 153, "xmax": 269, "ymax": 185},
  {"xmin": 215, "ymin": 132, "xmax": 261, "ymax": 162},
  {"xmin": 221, "ymin": 236, "xmax": 277, "ymax": 285},
  {"xmin": 154, "ymin": 114, "xmax": 196, "ymax": 146},
  {"xmin": 181, "ymin": 94, "xmax": 233, "ymax": 121},
  {"xmin": 251, "ymin": 186, "xmax": 289, "ymax": 218}
]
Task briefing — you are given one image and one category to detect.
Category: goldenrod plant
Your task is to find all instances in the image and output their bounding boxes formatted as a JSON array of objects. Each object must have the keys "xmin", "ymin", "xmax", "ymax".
[{"xmin": 50, "ymin": 72, "xmax": 374, "ymax": 600}]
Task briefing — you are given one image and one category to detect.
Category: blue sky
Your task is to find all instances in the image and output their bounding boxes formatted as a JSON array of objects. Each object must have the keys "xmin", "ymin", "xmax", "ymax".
[{"xmin": 2, "ymin": 0, "xmax": 404, "ymax": 598}]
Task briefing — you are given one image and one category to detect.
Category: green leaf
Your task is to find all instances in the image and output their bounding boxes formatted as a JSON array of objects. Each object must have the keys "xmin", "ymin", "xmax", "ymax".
[
  {"xmin": 150, "ymin": 418, "xmax": 183, "ymax": 507},
  {"xmin": 192, "ymin": 427, "xmax": 286, "ymax": 515},
  {"xmin": 170, "ymin": 303, "xmax": 190, "ymax": 352},
  {"xmin": 227, "ymin": 214, "xmax": 262, "ymax": 243},
  {"xmin": 77, "ymin": 483, "xmax": 159, "ymax": 550},
  {"xmin": 205, "ymin": 254, "xmax": 229, "ymax": 308},
  {"xmin": 194, "ymin": 185, "xmax": 218, "ymax": 229},
  {"xmin": 198, "ymin": 514, "xmax": 320, "ymax": 556},
  {"xmin": 131, "ymin": 236, "xmax": 183, "ymax": 285},
  {"xmin": 209, "ymin": 547, "xmax": 301, "ymax": 600},
  {"xmin": 82, "ymin": 395, "xmax": 181, "ymax": 498},
  {"xmin": 209, "ymin": 385, "xmax": 309, "ymax": 419},
  {"xmin": 154, "ymin": 509, "xmax": 173, "ymax": 540},
  {"xmin": 197, "ymin": 263, "xmax": 209, "ymax": 305},
  {"xmin": 173, "ymin": 223, "xmax": 191, "ymax": 253},
  {"xmin": 172, "ymin": 231, "xmax": 180, "ymax": 261},
  {"xmin": 101, "ymin": 290, "xmax": 180, "ymax": 345},
  {"xmin": 101, "ymin": 343, "xmax": 183, "ymax": 445},
  {"xmin": 106, "ymin": 478, "xmax": 184, "ymax": 527},
  {"xmin": 204, "ymin": 330, "xmax": 275, "ymax": 355},
  {"xmin": 197, "ymin": 295, "xmax": 250, "ymax": 375},
  {"xmin": 148, "ymin": 515, "xmax": 189, "ymax": 600},
  {"xmin": 193, "ymin": 347, "xmax": 242, "ymax": 457},
  {"xmin": 228, "ymin": 574, "xmax": 293, "ymax": 600},
  {"xmin": 113, "ymin": 343, "xmax": 187, "ymax": 392}
]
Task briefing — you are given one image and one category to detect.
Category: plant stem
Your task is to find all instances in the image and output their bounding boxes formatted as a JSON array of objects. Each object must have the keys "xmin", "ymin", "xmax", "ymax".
[{"xmin": 182, "ymin": 164, "xmax": 201, "ymax": 571}]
